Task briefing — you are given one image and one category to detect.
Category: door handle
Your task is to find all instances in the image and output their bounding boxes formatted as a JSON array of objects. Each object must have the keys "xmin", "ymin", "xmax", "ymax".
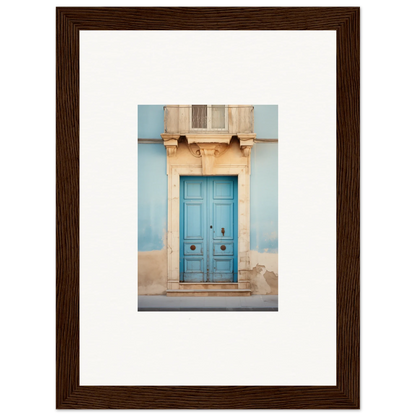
[{"xmin": 221, "ymin": 227, "xmax": 225, "ymax": 236}]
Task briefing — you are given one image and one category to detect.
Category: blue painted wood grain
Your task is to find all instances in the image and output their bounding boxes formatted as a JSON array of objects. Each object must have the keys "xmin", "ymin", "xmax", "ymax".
[{"xmin": 180, "ymin": 176, "xmax": 237, "ymax": 282}]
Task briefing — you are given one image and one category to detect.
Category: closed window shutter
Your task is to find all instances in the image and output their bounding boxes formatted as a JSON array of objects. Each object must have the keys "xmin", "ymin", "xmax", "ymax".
[{"xmin": 192, "ymin": 105, "xmax": 207, "ymax": 128}]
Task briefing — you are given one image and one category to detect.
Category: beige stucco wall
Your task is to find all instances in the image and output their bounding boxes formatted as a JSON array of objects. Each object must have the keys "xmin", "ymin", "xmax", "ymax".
[
  {"xmin": 138, "ymin": 249, "xmax": 168, "ymax": 295},
  {"xmin": 248, "ymin": 251, "xmax": 278, "ymax": 295},
  {"xmin": 138, "ymin": 250, "xmax": 278, "ymax": 295}
]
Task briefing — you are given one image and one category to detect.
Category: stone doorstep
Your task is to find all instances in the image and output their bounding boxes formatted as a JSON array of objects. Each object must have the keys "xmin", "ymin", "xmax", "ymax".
[
  {"xmin": 166, "ymin": 289, "xmax": 251, "ymax": 297},
  {"xmin": 179, "ymin": 283, "xmax": 238, "ymax": 290}
]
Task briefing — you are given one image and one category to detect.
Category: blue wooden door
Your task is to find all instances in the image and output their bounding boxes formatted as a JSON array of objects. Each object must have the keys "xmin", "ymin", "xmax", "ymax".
[{"xmin": 180, "ymin": 176, "xmax": 238, "ymax": 282}]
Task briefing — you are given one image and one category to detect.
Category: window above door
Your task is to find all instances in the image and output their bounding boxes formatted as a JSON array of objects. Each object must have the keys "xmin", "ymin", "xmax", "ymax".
[
  {"xmin": 163, "ymin": 105, "xmax": 254, "ymax": 135},
  {"xmin": 191, "ymin": 105, "xmax": 228, "ymax": 131}
]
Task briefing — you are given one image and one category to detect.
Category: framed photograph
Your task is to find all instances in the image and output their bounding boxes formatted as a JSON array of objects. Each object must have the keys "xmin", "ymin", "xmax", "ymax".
[
  {"xmin": 57, "ymin": 7, "xmax": 359, "ymax": 409},
  {"xmin": 138, "ymin": 104, "xmax": 279, "ymax": 311}
]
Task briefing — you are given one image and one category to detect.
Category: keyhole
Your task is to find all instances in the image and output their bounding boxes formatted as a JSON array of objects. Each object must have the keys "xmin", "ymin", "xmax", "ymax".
[{"xmin": 221, "ymin": 227, "xmax": 225, "ymax": 236}]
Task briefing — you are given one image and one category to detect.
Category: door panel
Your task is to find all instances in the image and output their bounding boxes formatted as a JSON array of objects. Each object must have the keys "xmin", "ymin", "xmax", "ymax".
[
  {"xmin": 213, "ymin": 203, "xmax": 234, "ymax": 239},
  {"xmin": 183, "ymin": 258, "xmax": 204, "ymax": 282},
  {"xmin": 180, "ymin": 178, "xmax": 207, "ymax": 282},
  {"xmin": 210, "ymin": 177, "xmax": 237, "ymax": 282},
  {"xmin": 184, "ymin": 180, "xmax": 204, "ymax": 199},
  {"xmin": 213, "ymin": 180, "xmax": 234, "ymax": 199},
  {"xmin": 213, "ymin": 258, "xmax": 233, "ymax": 272},
  {"xmin": 184, "ymin": 242, "xmax": 203, "ymax": 255},
  {"xmin": 180, "ymin": 176, "xmax": 237, "ymax": 283},
  {"xmin": 213, "ymin": 242, "xmax": 234, "ymax": 256},
  {"xmin": 184, "ymin": 203, "xmax": 204, "ymax": 239}
]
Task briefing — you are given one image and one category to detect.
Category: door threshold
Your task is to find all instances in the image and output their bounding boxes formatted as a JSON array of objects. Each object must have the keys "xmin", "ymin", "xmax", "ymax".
[
  {"xmin": 167, "ymin": 289, "xmax": 251, "ymax": 297},
  {"xmin": 179, "ymin": 283, "xmax": 238, "ymax": 290}
]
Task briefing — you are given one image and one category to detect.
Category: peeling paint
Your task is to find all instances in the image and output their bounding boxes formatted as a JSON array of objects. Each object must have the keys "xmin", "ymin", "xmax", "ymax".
[
  {"xmin": 263, "ymin": 270, "xmax": 278, "ymax": 294},
  {"xmin": 138, "ymin": 250, "xmax": 277, "ymax": 295},
  {"xmin": 249, "ymin": 250, "xmax": 278, "ymax": 295}
]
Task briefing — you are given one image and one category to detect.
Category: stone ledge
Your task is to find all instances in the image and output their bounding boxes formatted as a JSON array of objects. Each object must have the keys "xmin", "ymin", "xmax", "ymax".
[
  {"xmin": 166, "ymin": 289, "xmax": 251, "ymax": 297},
  {"xmin": 179, "ymin": 283, "xmax": 238, "ymax": 290}
]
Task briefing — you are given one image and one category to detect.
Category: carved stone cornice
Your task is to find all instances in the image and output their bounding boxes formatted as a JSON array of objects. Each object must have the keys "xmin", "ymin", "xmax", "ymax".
[
  {"xmin": 186, "ymin": 134, "xmax": 233, "ymax": 145},
  {"xmin": 185, "ymin": 134, "xmax": 233, "ymax": 175},
  {"xmin": 187, "ymin": 142, "xmax": 229, "ymax": 159},
  {"xmin": 162, "ymin": 133, "xmax": 257, "ymax": 172}
]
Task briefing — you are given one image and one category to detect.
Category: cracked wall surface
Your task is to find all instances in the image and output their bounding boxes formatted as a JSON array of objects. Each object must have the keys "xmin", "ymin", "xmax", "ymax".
[{"xmin": 248, "ymin": 250, "xmax": 278, "ymax": 295}]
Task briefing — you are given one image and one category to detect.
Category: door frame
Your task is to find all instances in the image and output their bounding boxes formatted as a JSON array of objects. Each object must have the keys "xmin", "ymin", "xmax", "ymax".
[
  {"xmin": 179, "ymin": 175, "xmax": 238, "ymax": 283},
  {"xmin": 167, "ymin": 162, "xmax": 251, "ymax": 290}
]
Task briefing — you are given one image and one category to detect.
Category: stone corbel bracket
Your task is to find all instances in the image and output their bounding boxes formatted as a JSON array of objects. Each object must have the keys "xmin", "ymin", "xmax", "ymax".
[
  {"xmin": 237, "ymin": 133, "xmax": 256, "ymax": 157},
  {"xmin": 161, "ymin": 134, "xmax": 180, "ymax": 156},
  {"xmin": 162, "ymin": 133, "xmax": 257, "ymax": 174}
]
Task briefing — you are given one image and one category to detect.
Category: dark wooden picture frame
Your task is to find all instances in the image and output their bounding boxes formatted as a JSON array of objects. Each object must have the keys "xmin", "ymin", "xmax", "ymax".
[{"xmin": 56, "ymin": 7, "xmax": 359, "ymax": 409}]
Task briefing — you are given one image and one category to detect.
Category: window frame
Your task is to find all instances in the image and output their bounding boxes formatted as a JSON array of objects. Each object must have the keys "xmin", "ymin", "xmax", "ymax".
[{"xmin": 190, "ymin": 105, "xmax": 229, "ymax": 132}]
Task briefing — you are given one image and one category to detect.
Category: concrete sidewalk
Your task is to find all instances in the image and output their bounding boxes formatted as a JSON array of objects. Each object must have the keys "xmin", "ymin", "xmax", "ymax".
[{"xmin": 138, "ymin": 295, "xmax": 278, "ymax": 311}]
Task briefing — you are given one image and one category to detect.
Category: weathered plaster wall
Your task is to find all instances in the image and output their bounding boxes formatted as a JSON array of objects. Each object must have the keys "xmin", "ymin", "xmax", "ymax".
[
  {"xmin": 249, "ymin": 250, "xmax": 278, "ymax": 295},
  {"xmin": 250, "ymin": 143, "xmax": 278, "ymax": 253},
  {"xmin": 138, "ymin": 143, "xmax": 167, "ymax": 251},
  {"xmin": 138, "ymin": 143, "xmax": 168, "ymax": 295},
  {"xmin": 138, "ymin": 247, "xmax": 167, "ymax": 295},
  {"xmin": 249, "ymin": 142, "xmax": 278, "ymax": 295},
  {"xmin": 138, "ymin": 105, "xmax": 278, "ymax": 295}
]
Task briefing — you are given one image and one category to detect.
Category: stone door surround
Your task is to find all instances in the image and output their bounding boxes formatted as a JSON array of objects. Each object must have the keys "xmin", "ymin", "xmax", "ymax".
[{"xmin": 162, "ymin": 133, "xmax": 255, "ymax": 291}]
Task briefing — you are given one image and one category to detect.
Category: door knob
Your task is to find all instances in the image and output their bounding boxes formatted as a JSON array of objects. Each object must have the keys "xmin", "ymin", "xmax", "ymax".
[{"xmin": 221, "ymin": 227, "xmax": 225, "ymax": 236}]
